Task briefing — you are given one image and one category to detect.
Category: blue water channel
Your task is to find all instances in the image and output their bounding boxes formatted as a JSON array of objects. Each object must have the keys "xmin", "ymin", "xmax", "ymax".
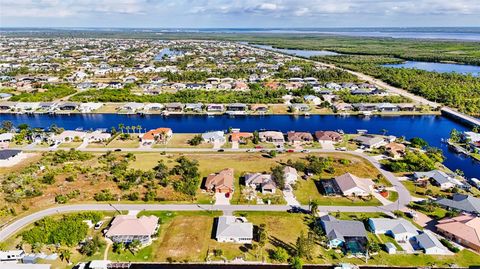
[
  {"xmin": 1, "ymin": 114, "xmax": 478, "ymax": 178},
  {"xmin": 383, "ymin": 61, "xmax": 480, "ymax": 77},
  {"xmin": 250, "ymin": 44, "xmax": 339, "ymax": 57}
]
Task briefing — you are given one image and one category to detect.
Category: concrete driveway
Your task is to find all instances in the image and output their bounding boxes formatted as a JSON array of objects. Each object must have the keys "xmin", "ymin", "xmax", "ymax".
[
  {"xmin": 283, "ymin": 185, "xmax": 300, "ymax": 206},
  {"xmin": 214, "ymin": 192, "xmax": 231, "ymax": 205}
]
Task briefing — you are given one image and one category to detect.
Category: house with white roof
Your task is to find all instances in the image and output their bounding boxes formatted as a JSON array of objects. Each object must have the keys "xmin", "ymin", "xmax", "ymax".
[
  {"xmin": 79, "ymin": 103, "xmax": 103, "ymax": 113},
  {"xmin": 215, "ymin": 216, "xmax": 253, "ymax": 243},
  {"xmin": 51, "ymin": 130, "xmax": 87, "ymax": 143},
  {"xmin": 105, "ymin": 215, "xmax": 159, "ymax": 245},
  {"xmin": 0, "ymin": 250, "xmax": 25, "ymax": 262},
  {"xmin": 283, "ymin": 166, "xmax": 298, "ymax": 185},
  {"xmin": 202, "ymin": 131, "xmax": 225, "ymax": 144},
  {"xmin": 332, "ymin": 173, "xmax": 374, "ymax": 197},
  {"xmin": 413, "ymin": 170, "xmax": 463, "ymax": 190},
  {"xmin": 244, "ymin": 173, "xmax": 277, "ymax": 193},
  {"xmin": 414, "ymin": 231, "xmax": 449, "ymax": 255},
  {"xmin": 368, "ymin": 218, "xmax": 419, "ymax": 242},
  {"xmin": 0, "ymin": 133, "xmax": 14, "ymax": 142}
]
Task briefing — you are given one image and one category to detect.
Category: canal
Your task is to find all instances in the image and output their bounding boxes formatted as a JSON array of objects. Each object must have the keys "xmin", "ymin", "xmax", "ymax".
[{"xmin": 0, "ymin": 114, "xmax": 478, "ymax": 178}]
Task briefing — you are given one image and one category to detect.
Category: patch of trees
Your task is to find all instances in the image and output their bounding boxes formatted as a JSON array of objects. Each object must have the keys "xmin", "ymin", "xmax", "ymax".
[
  {"xmin": 10, "ymin": 84, "xmax": 76, "ymax": 102},
  {"xmin": 337, "ymin": 89, "xmax": 411, "ymax": 104},
  {"xmin": 384, "ymin": 148, "xmax": 444, "ymax": 172},
  {"xmin": 170, "ymin": 156, "xmax": 201, "ymax": 196},
  {"xmin": 286, "ymin": 155, "xmax": 335, "ymax": 175},
  {"xmin": 22, "ymin": 212, "xmax": 102, "ymax": 247},
  {"xmin": 45, "ymin": 149, "xmax": 93, "ymax": 165}
]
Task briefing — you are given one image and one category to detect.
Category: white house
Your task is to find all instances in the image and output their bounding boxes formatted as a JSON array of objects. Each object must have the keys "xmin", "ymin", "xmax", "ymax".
[
  {"xmin": 105, "ymin": 215, "xmax": 159, "ymax": 245},
  {"xmin": 414, "ymin": 231, "xmax": 449, "ymax": 255},
  {"xmin": 51, "ymin": 131, "xmax": 87, "ymax": 143},
  {"xmin": 368, "ymin": 218, "xmax": 419, "ymax": 242},
  {"xmin": 0, "ymin": 250, "xmax": 25, "ymax": 262},
  {"xmin": 202, "ymin": 131, "xmax": 225, "ymax": 144},
  {"xmin": 79, "ymin": 103, "xmax": 103, "ymax": 113},
  {"xmin": 87, "ymin": 131, "xmax": 111, "ymax": 143},
  {"xmin": 414, "ymin": 170, "xmax": 463, "ymax": 190},
  {"xmin": 0, "ymin": 133, "xmax": 14, "ymax": 142},
  {"xmin": 215, "ymin": 216, "xmax": 253, "ymax": 244},
  {"xmin": 244, "ymin": 173, "xmax": 277, "ymax": 193},
  {"xmin": 283, "ymin": 166, "xmax": 298, "ymax": 185},
  {"xmin": 333, "ymin": 173, "xmax": 374, "ymax": 197}
]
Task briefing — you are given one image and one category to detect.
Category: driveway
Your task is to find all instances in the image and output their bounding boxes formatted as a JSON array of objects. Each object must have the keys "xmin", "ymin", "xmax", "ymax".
[
  {"xmin": 214, "ymin": 192, "xmax": 231, "ymax": 205},
  {"xmin": 283, "ymin": 185, "xmax": 300, "ymax": 206},
  {"xmin": 320, "ymin": 141, "xmax": 335, "ymax": 150},
  {"xmin": 231, "ymin": 141, "xmax": 239, "ymax": 150}
]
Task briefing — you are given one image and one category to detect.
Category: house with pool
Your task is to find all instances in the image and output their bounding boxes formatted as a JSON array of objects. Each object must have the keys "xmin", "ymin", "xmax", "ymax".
[{"xmin": 318, "ymin": 215, "xmax": 368, "ymax": 254}]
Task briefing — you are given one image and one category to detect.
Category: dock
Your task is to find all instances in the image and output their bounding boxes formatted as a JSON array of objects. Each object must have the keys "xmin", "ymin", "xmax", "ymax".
[{"xmin": 441, "ymin": 107, "xmax": 480, "ymax": 127}]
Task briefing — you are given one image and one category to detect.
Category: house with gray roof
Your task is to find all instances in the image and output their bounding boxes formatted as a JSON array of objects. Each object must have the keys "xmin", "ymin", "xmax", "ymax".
[
  {"xmin": 318, "ymin": 215, "xmax": 368, "ymax": 253},
  {"xmin": 202, "ymin": 131, "xmax": 226, "ymax": 144},
  {"xmin": 215, "ymin": 216, "xmax": 253, "ymax": 243},
  {"xmin": 368, "ymin": 218, "xmax": 419, "ymax": 242},
  {"xmin": 353, "ymin": 135, "xmax": 386, "ymax": 149},
  {"xmin": 413, "ymin": 170, "xmax": 463, "ymax": 190},
  {"xmin": 333, "ymin": 173, "xmax": 374, "ymax": 197},
  {"xmin": 436, "ymin": 194, "xmax": 480, "ymax": 215},
  {"xmin": 414, "ymin": 231, "xmax": 449, "ymax": 255}
]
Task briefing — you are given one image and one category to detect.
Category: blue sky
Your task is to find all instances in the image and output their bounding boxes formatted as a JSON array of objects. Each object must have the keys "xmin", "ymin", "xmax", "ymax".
[{"xmin": 1, "ymin": 0, "xmax": 479, "ymax": 28}]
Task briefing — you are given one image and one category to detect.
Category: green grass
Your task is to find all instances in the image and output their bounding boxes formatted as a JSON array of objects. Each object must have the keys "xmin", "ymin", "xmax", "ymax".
[{"xmin": 386, "ymin": 191, "xmax": 399, "ymax": 202}]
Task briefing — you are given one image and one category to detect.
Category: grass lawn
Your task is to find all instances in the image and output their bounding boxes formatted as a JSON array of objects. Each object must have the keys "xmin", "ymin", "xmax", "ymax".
[
  {"xmin": 294, "ymin": 179, "xmax": 382, "ymax": 206},
  {"xmin": 105, "ymin": 134, "xmax": 140, "ymax": 148},
  {"xmin": 377, "ymin": 234, "xmax": 403, "ymax": 251},
  {"xmin": 239, "ymin": 140, "xmax": 276, "ymax": 149},
  {"xmin": 154, "ymin": 133, "xmax": 212, "ymax": 149},
  {"xmin": 58, "ymin": 141, "xmax": 82, "ymax": 148},
  {"xmin": 386, "ymin": 191, "xmax": 399, "ymax": 202},
  {"xmin": 93, "ymin": 103, "xmax": 121, "ymax": 113}
]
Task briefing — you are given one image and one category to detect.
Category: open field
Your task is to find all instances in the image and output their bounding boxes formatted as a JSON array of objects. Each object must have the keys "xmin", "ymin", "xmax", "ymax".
[{"xmin": 153, "ymin": 133, "xmax": 213, "ymax": 149}]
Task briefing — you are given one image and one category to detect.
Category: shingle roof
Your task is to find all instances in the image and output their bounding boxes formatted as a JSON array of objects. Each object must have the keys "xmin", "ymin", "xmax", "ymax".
[
  {"xmin": 321, "ymin": 215, "xmax": 367, "ymax": 241},
  {"xmin": 415, "ymin": 231, "xmax": 446, "ymax": 251},
  {"xmin": 216, "ymin": 216, "xmax": 253, "ymax": 239},
  {"xmin": 436, "ymin": 194, "xmax": 480, "ymax": 214},
  {"xmin": 0, "ymin": 149, "xmax": 21, "ymax": 160},
  {"xmin": 334, "ymin": 173, "xmax": 374, "ymax": 194},
  {"xmin": 105, "ymin": 215, "xmax": 158, "ymax": 237},
  {"xmin": 437, "ymin": 214, "xmax": 480, "ymax": 248}
]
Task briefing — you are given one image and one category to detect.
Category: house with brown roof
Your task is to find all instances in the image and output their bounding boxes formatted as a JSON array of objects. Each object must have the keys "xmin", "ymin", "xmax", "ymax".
[
  {"xmin": 436, "ymin": 213, "xmax": 480, "ymax": 252},
  {"xmin": 315, "ymin": 131, "xmax": 343, "ymax": 142},
  {"xmin": 384, "ymin": 142, "xmax": 406, "ymax": 158},
  {"xmin": 259, "ymin": 131, "xmax": 285, "ymax": 143},
  {"xmin": 205, "ymin": 168, "xmax": 234, "ymax": 194},
  {"xmin": 332, "ymin": 173, "xmax": 374, "ymax": 197},
  {"xmin": 249, "ymin": 104, "xmax": 269, "ymax": 113},
  {"xmin": 244, "ymin": 173, "xmax": 277, "ymax": 193},
  {"xmin": 230, "ymin": 132, "xmax": 253, "ymax": 144},
  {"xmin": 287, "ymin": 131, "xmax": 314, "ymax": 144},
  {"xmin": 141, "ymin": 128, "xmax": 173, "ymax": 144},
  {"xmin": 105, "ymin": 215, "xmax": 159, "ymax": 245}
]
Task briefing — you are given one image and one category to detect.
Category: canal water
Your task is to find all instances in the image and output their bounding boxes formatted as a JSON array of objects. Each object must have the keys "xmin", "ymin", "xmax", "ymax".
[
  {"xmin": 1, "ymin": 114, "xmax": 478, "ymax": 178},
  {"xmin": 382, "ymin": 61, "xmax": 480, "ymax": 77}
]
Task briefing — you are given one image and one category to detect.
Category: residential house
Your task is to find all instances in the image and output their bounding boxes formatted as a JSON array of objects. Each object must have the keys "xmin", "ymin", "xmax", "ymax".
[
  {"xmin": 0, "ymin": 133, "xmax": 14, "ymax": 142},
  {"xmin": 287, "ymin": 131, "xmax": 314, "ymax": 144},
  {"xmin": 283, "ymin": 166, "xmax": 298, "ymax": 185},
  {"xmin": 0, "ymin": 102, "xmax": 16, "ymax": 111},
  {"xmin": 51, "ymin": 130, "xmax": 87, "ymax": 143},
  {"xmin": 0, "ymin": 93, "xmax": 12, "ymax": 100},
  {"xmin": 15, "ymin": 102, "xmax": 39, "ymax": 112},
  {"xmin": 354, "ymin": 135, "xmax": 386, "ymax": 149},
  {"xmin": 122, "ymin": 102, "xmax": 144, "ymax": 113},
  {"xmin": 164, "ymin": 103, "xmax": 184, "ymax": 112},
  {"xmin": 436, "ymin": 194, "xmax": 480, "ymax": 215},
  {"xmin": 368, "ymin": 218, "xmax": 419, "ymax": 242},
  {"xmin": 436, "ymin": 213, "xmax": 480, "ymax": 252},
  {"xmin": 105, "ymin": 215, "xmax": 159, "ymax": 245},
  {"xmin": 333, "ymin": 103, "xmax": 353, "ymax": 112},
  {"xmin": 384, "ymin": 142, "xmax": 406, "ymax": 158},
  {"xmin": 87, "ymin": 131, "xmax": 111, "ymax": 143},
  {"xmin": 377, "ymin": 103, "xmax": 399, "ymax": 112},
  {"xmin": 384, "ymin": 243, "xmax": 397, "ymax": 254},
  {"xmin": 413, "ymin": 170, "xmax": 463, "ymax": 190},
  {"xmin": 414, "ymin": 231, "xmax": 449, "ymax": 255},
  {"xmin": 249, "ymin": 104, "xmax": 268, "ymax": 113},
  {"xmin": 304, "ymin": 95, "xmax": 322, "ymax": 105},
  {"xmin": 319, "ymin": 215, "xmax": 368, "ymax": 254},
  {"xmin": 202, "ymin": 131, "xmax": 226, "ymax": 144},
  {"xmin": 230, "ymin": 132, "xmax": 253, "ymax": 144},
  {"xmin": 332, "ymin": 173, "xmax": 374, "ymax": 197},
  {"xmin": 244, "ymin": 173, "xmax": 277, "ymax": 193},
  {"xmin": 207, "ymin": 104, "xmax": 225, "ymax": 112},
  {"xmin": 259, "ymin": 131, "xmax": 285, "ymax": 143},
  {"xmin": 352, "ymin": 103, "xmax": 378, "ymax": 112},
  {"xmin": 79, "ymin": 103, "xmax": 103, "ymax": 113},
  {"xmin": 58, "ymin": 102, "xmax": 79, "ymax": 111},
  {"xmin": 290, "ymin": 103, "xmax": 310, "ymax": 112},
  {"xmin": 315, "ymin": 131, "xmax": 343, "ymax": 142},
  {"xmin": 142, "ymin": 128, "xmax": 173, "ymax": 144},
  {"xmin": 215, "ymin": 216, "xmax": 253, "ymax": 243},
  {"xmin": 205, "ymin": 168, "xmax": 234, "ymax": 194},
  {"xmin": 226, "ymin": 103, "xmax": 247, "ymax": 114},
  {"xmin": 184, "ymin": 103, "xmax": 203, "ymax": 113}
]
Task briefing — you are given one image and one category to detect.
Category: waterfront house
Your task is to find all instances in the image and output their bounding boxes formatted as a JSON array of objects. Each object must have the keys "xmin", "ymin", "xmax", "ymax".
[
  {"xmin": 142, "ymin": 128, "xmax": 173, "ymax": 144},
  {"xmin": 58, "ymin": 102, "xmax": 80, "ymax": 111},
  {"xmin": 215, "ymin": 216, "xmax": 253, "ymax": 244},
  {"xmin": 304, "ymin": 95, "xmax": 322, "ymax": 105},
  {"xmin": 290, "ymin": 103, "xmax": 310, "ymax": 112},
  {"xmin": 368, "ymin": 218, "xmax": 419, "ymax": 242},
  {"xmin": 0, "ymin": 133, "xmax": 14, "ymax": 143},
  {"xmin": 205, "ymin": 168, "xmax": 234, "ymax": 194},
  {"xmin": 414, "ymin": 231, "xmax": 449, "ymax": 255},
  {"xmin": 332, "ymin": 173, "xmax": 374, "ymax": 197},
  {"xmin": 413, "ymin": 170, "xmax": 463, "ymax": 190},
  {"xmin": 226, "ymin": 103, "xmax": 247, "ymax": 114},
  {"xmin": 0, "ymin": 93, "xmax": 12, "ymax": 100},
  {"xmin": 318, "ymin": 215, "xmax": 368, "ymax": 254},
  {"xmin": 352, "ymin": 103, "xmax": 377, "ymax": 112},
  {"xmin": 0, "ymin": 102, "xmax": 16, "ymax": 111},
  {"xmin": 230, "ymin": 132, "xmax": 253, "ymax": 144},
  {"xmin": 377, "ymin": 103, "xmax": 399, "ymax": 112},
  {"xmin": 51, "ymin": 130, "xmax": 87, "ymax": 144},
  {"xmin": 354, "ymin": 135, "xmax": 386, "ymax": 149},
  {"xmin": 283, "ymin": 166, "xmax": 298, "ymax": 185},
  {"xmin": 122, "ymin": 102, "xmax": 144, "ymax": 113},
  {"xmin": 164, "ymin": 103, "xmax": 184, "ymax": 112},
  {"xmin": 333, "ymin": 103, "xmax": 353, "ymax": 112},
  {"xmin": 436, "ymin": 213, "xmax": 480, "ymax": 252},
  {"xmin": 87, "ymin": 131, "xmax": 111, "ymax": 143},
  {"xmin": 143, "ymin": 103, "xmax": 164, "ymax": 112},
  {"xmin": 38, "ymin": 102, "xmax": 57, "ymax": 112},
  {"xmin": 207, "ymin": 104, "xmax": 225, "ymax": 112},
  {"xmin": 436, "ymin": 194, "xmax": 480, "ymax": 215},
  {"xmin": 105, "ymin": 215, "xmax": 159, "ymax": 245},
  {"xmin": 315, "ymin": 131, "xmax": 343, "ymax": 142},
  {"xmin": 384, "ymin": 142, "xmax": 406, "ymax": 158},
  {"xmin": 15, "ymin": 102, "xmax": 39, "ymax": 112},
  {"xmin": 244, "ymin": 173, "xmax": 277, "ymax": 194},
  {"xmin": 202, "ymin": 131, "xmax": 226, "ymax": 144},
  {"xmin": 184, "ymin": 103, "xmax": 203, "ymax": 113},
  {"xmin": 249, "ymin": 104, "xmax": 269, "ymax": 113},
  {"xmin": 259, "ymin": 131, "xmax": 285, "ymax": 144},
  {"xmin": 287, "ymin": 131, "xmax": 314, "ymax": 144},
  {"xmin": 79, "ymin": 103, "xmax": 103, "ymax": 113}
]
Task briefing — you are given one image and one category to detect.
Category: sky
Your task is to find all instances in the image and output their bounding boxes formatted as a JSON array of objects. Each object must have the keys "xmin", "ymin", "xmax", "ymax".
[{"xmin": 1, "ymin": 0, "xmax": 480, "ymax": 28}]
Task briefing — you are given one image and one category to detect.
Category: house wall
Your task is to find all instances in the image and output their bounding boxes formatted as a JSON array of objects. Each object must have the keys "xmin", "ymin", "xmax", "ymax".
[{"xmin": 217, "ymin": 236, "xmax": 252, "ymax": 244}]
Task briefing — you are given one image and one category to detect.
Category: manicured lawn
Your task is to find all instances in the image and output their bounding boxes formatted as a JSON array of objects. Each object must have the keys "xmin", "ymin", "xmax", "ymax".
[
  {"xmin": 294, "ymin": 179, "xmax": 382, "ymax": 206},
  {"xmin": 386, "ymin": 191, "xmax": 399, "ymax": 202},
  {"xmin": 377, "ymin": 234, "xmax": 403, "ymax": 251},
  {"xmin": 154, "ymin": 133, "xmax": 212, "ymax": 149},
  {"xmin": 105, "ymin": 134, "xmax": 140, "ymax": 148},
  {"xmin": 238, "ymin": 140, "xmax": 276, "ymax": 149}
]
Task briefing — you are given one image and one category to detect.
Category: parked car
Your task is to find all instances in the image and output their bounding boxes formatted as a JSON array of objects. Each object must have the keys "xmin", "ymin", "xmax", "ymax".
[
  {"xmin": 94, "ymin": 221, "xmax": 104, "ymax": 230},
  {"xmin": 287, "ymin": 149, "xmax": 295, "ymax": 153},
  {"xmin": 217, "ymin": 149, "xmax": 225, "ymax": 152}
]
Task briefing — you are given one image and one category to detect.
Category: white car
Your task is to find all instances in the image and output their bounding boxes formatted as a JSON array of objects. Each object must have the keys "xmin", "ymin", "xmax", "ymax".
[{"xmin": 94, "ymin": 221, "xmax": 104, "ymax": 230}]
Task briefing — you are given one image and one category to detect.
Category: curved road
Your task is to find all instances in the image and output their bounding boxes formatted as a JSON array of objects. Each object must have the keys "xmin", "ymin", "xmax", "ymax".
[{"xmin": 0, "ymin": 148, "xmax": 410, "ymax": 242}]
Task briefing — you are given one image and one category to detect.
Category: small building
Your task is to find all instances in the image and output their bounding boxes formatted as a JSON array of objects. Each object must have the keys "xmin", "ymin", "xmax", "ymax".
[
  {"xmin": 315, "ymin": 131, "xmax": 343, "ymax": 142},
  {"xmin": 51, "ymin": 130, "xmax": 87, "ymax": 143},
  {"xmin": 58, "ymin": 102, "xmax": 79, "ymax": 111},
  {"xmin": 333, "ymin": 173, "xmax": 374, "ymax": 197},
  {"xmin": 384, "ymin": 242, "xmax": 397, "ymax": 254},
  {"xmin": 226, "ymin": 103, "xmax": 247, "ymax": 112},
  {"xmin": 414, "ymin": 231, "xmax": 449, "ymax": 255},
  {"xmin": 283, "ymin": 166, "xmax": 298, "ymax": 185},
  {"xmin": 202, "ymin": 131, "xmax": 226, "ymax": 144},
  {"xmin": 184, "ymin": 103, "xmax": 203, "ymax": 113},
  {"xmin": 215, "ymin": 216, "xmax": 253, "ymax": 243},
  {"xmin": 143, "ymin": 103, "xmax": 164, "ymax": 112},
  {"xmin": 249, "ymin": 104, "xmax": 268, "ymax": 113},
  {"xmin": 122, "ymin": 102, "xmax": 144, "ymax": 112},
  {"xmin": 141, "ymin": 128, "xmax": 173, "ymax": 144},
  {"xmin": 377, "ymin": 103, "xmax": 399, "ymax": 112},
  {"xmin": 230, "ymin": 132, "xmax": 253, "ymax": 144},
  {"xmin": 287, "ymin": 131, "xmax": 314, "ymax": 144},
  {"xmin": 205, "ymin": 168, "xmax": 234, "ymax": 194},
  {"xmin": 290, "ymin": 103, "xmax": 310, "ymax": 112},
  {"xmin": 87, "ymin": 131, "xmax": 112, "ymax": 143},
  {"xmin": 244, "ymin": 173, "xmax": 277, "ymax": 193},
  {"xmin": 0, "ymin": 132, "xmax": 14, "ymax": 142},
  {"xmin": 368, "ymin": 218, "xmax": 419, "ymax": 242},
  {"xmin": 79, "ymin": 103, "xmax": 103, "ymax": 113},
  {"xmin": 259, "ymin": 131, "xmax": 285, "ymax": 143},
  {"xmin": 207, "ymin": 104, "xmax": 225, "ymax": 112},
  {"xmin": 105, "ymin": 215, "xmax": 159, "ymax": 245}
]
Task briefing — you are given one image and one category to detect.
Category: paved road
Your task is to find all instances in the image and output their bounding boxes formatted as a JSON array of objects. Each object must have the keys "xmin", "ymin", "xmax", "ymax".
[{"xmin": 0, "ymin": 148, "xmax": 410, "ymax": 241}]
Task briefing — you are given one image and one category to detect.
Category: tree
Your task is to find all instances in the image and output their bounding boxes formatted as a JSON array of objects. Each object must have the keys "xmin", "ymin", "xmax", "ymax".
[
  {"xmin": 80, "ymin": 236, "xmax": 104, "ymax": 256},
  {"xmin": 409, "ymin": 137, "xmax": 428, "ymax": 149},
  {"xmin": 271, "ymin": 165, "xmax": 286, "ymax": 190},
  {"xmin": 128, "ymin": 239, "xmax": 141, "ymax": 254},
  {"xmin": 125, "ymin": 126, "xmax": 131, "ymax": 134},
  {"xmin": 118, "ymin": 123, "xmax": 125, "ymax": 134},
  {"xmin": 188, "ymin": 134, "xmax": 203, "ymax": 146},
  {"xmin": 289, "ymin": 256, "xmax": 303, "ymax": 269},
  {"xmin": 113, "ymin": 242, "xmax": 125, "ymax": 254},
  {"xmin": 269, "ymin": 150, "xmax": 277, "ymax": 158},
  {"xmin": 449, "ymin": 129, "xmax": 461, "ymax": 143},
  {"xmin": 1, "ymin": 120, "xmax": 13, "ymax": 131},
  {"xmin": 309, "ymin": 200, "xmax": 319, "ymax": 216},
  {"xmin": 153, "ymin": 160, "xmax": 169, "ymax": 186},
  {"xmin": 271, "ymin": 247, "xmax": 289, "ymax": 262},
  {"xmin": 252, "ymin": 131, "xmax": 260, "ymax": 144},
  {"xmin": 59, "ymin": 248, "xmax": 72, "ymax": 263},
  {"xmin": 257, "ymin": 223, "xmax": 268, "ymax": 259}
]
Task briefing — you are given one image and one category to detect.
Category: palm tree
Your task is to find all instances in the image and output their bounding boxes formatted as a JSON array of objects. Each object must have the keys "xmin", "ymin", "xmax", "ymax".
[
  {"xmin": 128, "ymin": 239, "xmax": 141, "ymax": 254},
  {"xmin": 59, "ymin": 249, "xmax": 72, "ymax": 264},
  {"xmin": 118, "ymin": 123, "xmax": 125, "ymax": 134},
  {"xmin": 136, "ymin": 125, "xmax": 142, "ymax": 134},
  {"xmin": 131, "ymin": 126, "xmax": 137, "ymax": 134},
  {"xmin": 125, "ymin": 126, "xmax": 131, "ymax": 134},
  {"xmin": 309, "ymin": 200, "xmax": 319, "ymax": 216}
]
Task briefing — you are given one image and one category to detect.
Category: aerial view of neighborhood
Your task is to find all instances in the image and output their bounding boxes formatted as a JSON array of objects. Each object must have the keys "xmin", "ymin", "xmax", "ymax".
[{"xmin": 0, "ymin": 1, "xmax": 480, "ymax": 269}]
